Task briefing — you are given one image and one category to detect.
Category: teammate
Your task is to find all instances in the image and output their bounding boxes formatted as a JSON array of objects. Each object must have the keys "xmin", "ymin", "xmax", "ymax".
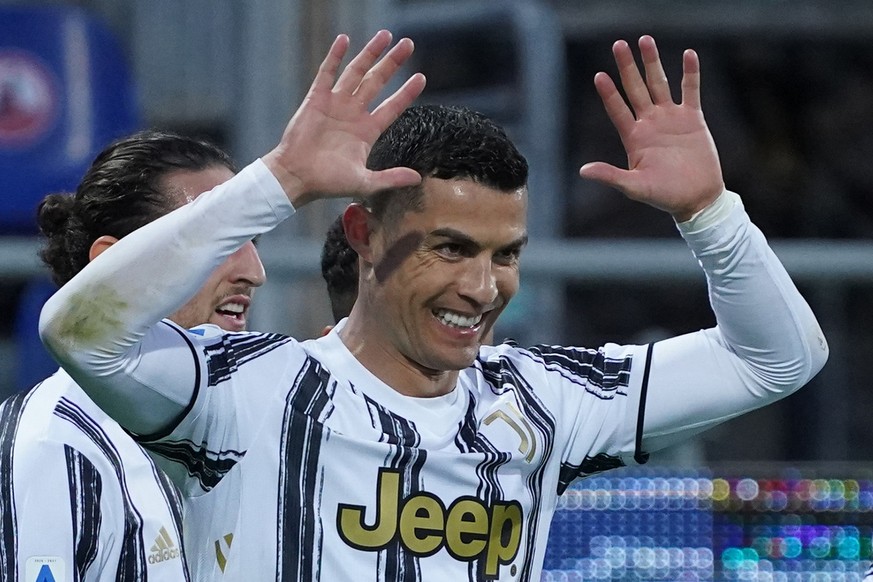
[
  {"xmin": 0, "ymin": 130, "xmax": 265, "ymax": 581},
  {"xmin": 321, "ymin": 214, "xmax": 359, "ymax": 323},
  {"xmin": 39, "ymin": 32, "xmax": 828, "ymax": 581}
]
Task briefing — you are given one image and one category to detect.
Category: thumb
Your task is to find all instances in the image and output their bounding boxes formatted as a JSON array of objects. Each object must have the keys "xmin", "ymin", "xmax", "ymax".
[
  {"xmin": 579, "ymin": 161, "xmax": 630, "ymax": 190},
  {"xmin": 365, "ymin": 167, "xmax": 422, "ymax": 192}
]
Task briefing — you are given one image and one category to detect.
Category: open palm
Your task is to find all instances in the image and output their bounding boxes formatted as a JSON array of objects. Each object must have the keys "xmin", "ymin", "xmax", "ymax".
[
  {"xmin": 263, "ymin": 30, "xmax": 426, "ymax": 208},
  {"xmin": 580, "ymin": 36, "xmax": 724, "ymax": 222}
]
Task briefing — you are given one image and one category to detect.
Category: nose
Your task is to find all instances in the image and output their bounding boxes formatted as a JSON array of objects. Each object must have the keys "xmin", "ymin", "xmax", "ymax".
[
  {"xmin": 228, "ymin": 240, "xmax": 266, "ymax": 287},
  {"xmin": 458, "ymin": 256, "xmax": 498, "ymax": 308}
]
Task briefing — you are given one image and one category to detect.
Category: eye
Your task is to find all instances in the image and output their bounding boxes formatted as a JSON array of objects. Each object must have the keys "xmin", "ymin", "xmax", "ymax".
[
  {"xmin": 436, "ymin": 242, "xmax": 465, "ymax": 258},
  {"xmin": 494, "ymin": 247, "xmax": 521, "ymax": 265}
]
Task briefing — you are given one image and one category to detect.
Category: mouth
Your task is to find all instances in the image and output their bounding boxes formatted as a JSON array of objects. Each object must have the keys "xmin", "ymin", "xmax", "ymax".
[
  {"xmin": 432, "ymin": 308, "xmax": 483, "ymax": 330},
  {"xmin": 214, "ymin": 296, "xmax": 250, "ymax": 329}
]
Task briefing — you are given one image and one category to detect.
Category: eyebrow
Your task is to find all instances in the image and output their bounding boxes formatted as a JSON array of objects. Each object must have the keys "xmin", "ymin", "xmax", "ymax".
[{"xmin": 430, "ymin": 228, "xmax": 528, "ymax": 250}]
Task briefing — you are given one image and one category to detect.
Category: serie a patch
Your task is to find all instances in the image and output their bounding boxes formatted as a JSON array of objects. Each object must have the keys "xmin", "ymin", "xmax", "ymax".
[{"xmin": 25, "ymin": 556, "xmax": 65, "ymax": 582}]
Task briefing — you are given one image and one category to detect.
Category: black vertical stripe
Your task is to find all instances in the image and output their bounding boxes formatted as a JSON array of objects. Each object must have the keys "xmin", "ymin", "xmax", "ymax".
[
  {"xmin": 478, "ymin": 356, "xmax": 557, "ymax": 582},
  {"xmin": 469, "ymin": 365, "xmax": 531, "ymax": 581},
  {"xmin": 65, "ymin": 446, "xmax": 102, "ymax": 581},
  {"xmin": 151, "ymin": 458, "xmax": 191, "ymax": 581},
  {"xmin": 0, "ymin": 390, "xmax": 33, "ymax": 580},
  {"xmin": 365, "ymin": 395, "xmax": 421, "ymax": 449},
  {"xmin": 276, "ymin": 358, "xmax": 333, "ymax": 582},
  {"xmin": 54, "ymin": 398, "xmax": 148, "ymax": 581},
  {"xmin": 474, "ymin": 365, "xmax": 517, "ymax": 581},
  {"xmin": 456, "ymin": 389, "xmax": 505, "ymax": 581},
  {"xmin": 454, "ymin": 393, "xmax": 479, "ymax": 453},
  {"xmin": 634, "ymin": 343, "xmax": 655, "ymax": 464},
  {"xmin": 468, "ymin": 438, "xmax": 511, "ymax": 582},
  {"xmin": 500, "ymin": 359, "xmax": 555, "ymax": 582},
  {"xmin": 381, "ymin": 450, "xmax": 426, "ymax": 582},
  {"xmin": 365, "ymin": 396, "xmax": 425, "ymax": 582}
]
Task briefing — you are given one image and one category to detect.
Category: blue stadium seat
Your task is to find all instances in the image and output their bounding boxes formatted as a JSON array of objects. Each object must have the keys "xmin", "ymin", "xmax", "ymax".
[
  {"xmin": 13, "ymin": 277, "xmax": 59, "ymax": 392},
  {"xmin": 0, "ymin": 4, "xmax": 140, "ymax": 233},
  {"xmin": 1, "ymin": 4, "xmax": 140, "ymax": 394}
]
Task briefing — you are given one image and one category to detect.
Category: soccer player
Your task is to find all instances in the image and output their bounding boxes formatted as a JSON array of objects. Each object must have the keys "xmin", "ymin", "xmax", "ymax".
[
  {"xmin": 39, "ymin": 32, "xmax": 828, "ymax": 581},
  {"xmin": 0, "ymin": 130, "xmax": 265, "ymax": 581},
  {"xmin": 321, "ymin": 212, "xmax": 497, "ymax": 350},
  {"xmin": 320, "ymin": 214, "xmax": 359, "ymax": 324}
]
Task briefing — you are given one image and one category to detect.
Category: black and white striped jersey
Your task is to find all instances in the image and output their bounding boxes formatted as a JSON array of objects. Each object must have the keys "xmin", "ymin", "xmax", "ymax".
[
  {"xmin": 39, "ymin": 159, "xmax": 828, "ymax": 581},
  {"xmin": 0, "ymin": 370, "xmax": 190, "ymax": 582},
  {"xmin": 140, "ymin": 324, "xmax": 648, "ymax": 581}
]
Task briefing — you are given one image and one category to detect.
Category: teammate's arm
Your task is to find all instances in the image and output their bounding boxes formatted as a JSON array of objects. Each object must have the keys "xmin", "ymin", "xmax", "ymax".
[{"xmin": 39, "ymin": 31, "xmax": 426, "ymax": 435}]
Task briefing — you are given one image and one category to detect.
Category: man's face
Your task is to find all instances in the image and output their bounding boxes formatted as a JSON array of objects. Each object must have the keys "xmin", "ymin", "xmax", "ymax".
[
  {"xmin": 164, "ymin": 167, "xmax": 266, "ymax": 331},
  {"xmin": 367, "ymin": 177, "xmax": 527, "ymax": 373}
]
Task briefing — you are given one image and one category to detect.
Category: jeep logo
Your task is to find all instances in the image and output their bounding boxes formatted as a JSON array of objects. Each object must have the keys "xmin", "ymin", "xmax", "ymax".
[{"xmin": 337, "ymin": 468, "xmax": 522, "ymax": 578}]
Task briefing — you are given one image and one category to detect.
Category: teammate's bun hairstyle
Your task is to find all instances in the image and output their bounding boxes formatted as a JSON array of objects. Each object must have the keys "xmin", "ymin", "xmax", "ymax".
[
  {"xmin": 37, "ymin": 130, "xmax": 236, "ymax": 287},
  {"xmin": 365, "ymin": 104, "xmax": 529, "ymax": 224},
  {"xmin": 320, "ymin": 214, "xmax": 359, "ymax": 323},
  {"xmin": 36, "ymin": 193, "xmax": 88, "ymax": 288}
]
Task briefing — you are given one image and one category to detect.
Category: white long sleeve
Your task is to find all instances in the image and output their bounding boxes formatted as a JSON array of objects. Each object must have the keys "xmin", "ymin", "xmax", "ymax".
[
  {"xmin": 39, "ymin": 159, "xmax": 294, "ymax": 434},
  {"xmin": 637, "ymin": 190, "xmax": 829, "ymax": 452}
]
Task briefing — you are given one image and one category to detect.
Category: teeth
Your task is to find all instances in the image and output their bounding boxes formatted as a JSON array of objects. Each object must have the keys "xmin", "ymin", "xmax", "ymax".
[
  {"xmin": 433, "ymin": 308, "xmax": 481, "ymax": 328},
  {"xmin": 218, "ymin": 302, "xmax": 244, "ymax": 314}
]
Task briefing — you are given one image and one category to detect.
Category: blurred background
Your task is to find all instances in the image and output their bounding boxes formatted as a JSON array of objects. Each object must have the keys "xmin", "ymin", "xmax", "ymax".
[{"xmin": 1, "ymin": 0, "xmax": 872, "ymax": 578}]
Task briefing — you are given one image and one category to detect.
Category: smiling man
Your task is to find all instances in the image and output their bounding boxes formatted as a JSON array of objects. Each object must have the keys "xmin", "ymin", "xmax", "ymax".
[
  {"xmin": 0, "ymin": 130, "xmax": 264, "ymax": 581},
  {"xmin": 338, "ymin": 106, "xmax": 527, "ymax": 395},
  {"xmin": 40, "ymin": 34, "xmax": 827, "ymax": 580}
]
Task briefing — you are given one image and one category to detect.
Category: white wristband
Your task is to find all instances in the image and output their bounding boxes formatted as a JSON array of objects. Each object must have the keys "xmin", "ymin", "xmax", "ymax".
[{"xmin": 676, "ymin": 189, "xmax": 742, "ymax": 235}]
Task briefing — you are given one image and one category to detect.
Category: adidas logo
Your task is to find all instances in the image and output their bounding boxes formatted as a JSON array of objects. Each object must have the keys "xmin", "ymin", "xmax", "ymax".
[
  {"xmin": 214, "ymin": 533, "xmax": 234, "ymax": 573},
  {"xmin": 149, "ymin": 526, "xmax": 181, "ymax": 564}
]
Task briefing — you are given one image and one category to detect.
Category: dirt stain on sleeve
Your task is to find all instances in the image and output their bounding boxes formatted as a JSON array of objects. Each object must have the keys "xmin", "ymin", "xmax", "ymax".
[{"xmin": 47, "ymin": 287, "xmax": 130, "ymax": 353}]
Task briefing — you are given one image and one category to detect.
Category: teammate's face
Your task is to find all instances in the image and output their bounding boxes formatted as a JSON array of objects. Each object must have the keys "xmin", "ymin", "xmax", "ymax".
[
  {"xmin": 367, "ymin": 178, "xmax": 527, "ymax": 374},
  {"xmin": 164, "ymin": 167, "xmax": 266, "ymax": 331}
]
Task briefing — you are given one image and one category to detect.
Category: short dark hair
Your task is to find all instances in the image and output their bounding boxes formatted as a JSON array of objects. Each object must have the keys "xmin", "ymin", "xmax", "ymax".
[
  {"xmin": 320, "ymin": 214, "xmax": 359, "ymax": 323},
  {"xmin": 365, "ymin": 104, "xmax": 528, "ymax": 225},
  {"xmin": 37, "ymin": 130, "xmax": 236, "ymax": 286}
]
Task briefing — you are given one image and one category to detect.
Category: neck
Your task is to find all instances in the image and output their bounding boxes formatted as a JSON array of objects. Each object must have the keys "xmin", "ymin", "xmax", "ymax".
[{"xmin": 339, "ymin": 314, "xmax": 460, "ymax": 398}]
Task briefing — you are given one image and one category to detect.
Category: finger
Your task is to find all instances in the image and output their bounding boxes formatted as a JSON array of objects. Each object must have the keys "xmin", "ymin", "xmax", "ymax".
[
  {"xmin": 638, "ymin": 35, "xmax": 673, "ymax": 105},
  {"xmin": 371, "ymin": 72, "xmax": 427, "ymax": 133},
  {"xmin": 613, "ymin": 39, "xmax": 652, "ymax": 116},
  {"xmin": 334, "ymin": 29, "xmax": 393, "ymax": 94},
  {"xmin": 681, "ymin": 49, "xmax": 702, "ymax": 109},
  {"xmin": 354, "ymin": 37, "xmax": 416, "ymax": 105},
  {"xmin": 365, "ymin": 167, "xmax": 423, "ymax": 192},
  {"xmin": 310, "ymin": 34, "xmax": 350, "ymax": 94},
  {"xmin": 579, "ymin": 161, "xmax": 624, "ymax": 186},
  {"xmin": 593, "ymin": 72, "xmax": 636, "ymax": 138},
  {"xmin": 579, "ymin": 162, "xmax": 639, "ymax": 197}
]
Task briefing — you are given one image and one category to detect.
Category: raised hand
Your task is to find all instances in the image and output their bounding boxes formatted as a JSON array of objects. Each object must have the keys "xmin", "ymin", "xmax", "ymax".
[
  {"xmin": 263, "ymin": 30, "xmax": 426, "ymax": 208},
  {"xmin": 579, "ymin": 36, "xmax": 724, "ymax": 222}
]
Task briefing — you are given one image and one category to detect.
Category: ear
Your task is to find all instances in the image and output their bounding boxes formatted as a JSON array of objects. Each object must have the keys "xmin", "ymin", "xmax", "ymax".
[
  {"xmin": 342, "ymin": 203, "xmax": 376, "ymax": 262},
  {"xmin": 88, "ymin": 235, "xmax": 120, "ymax": 262}
]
